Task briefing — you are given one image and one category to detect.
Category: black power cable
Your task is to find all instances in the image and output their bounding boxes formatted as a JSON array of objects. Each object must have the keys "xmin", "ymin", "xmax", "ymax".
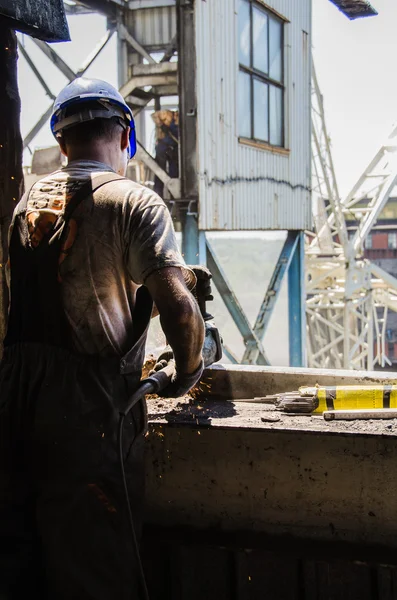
[
  {"xmin": 118, "ymin": 413, "xmax": 150, "ymax": 600},
  {"xmin": 117, "ymin": 364, "xmax": 175, "ymax": 600}
]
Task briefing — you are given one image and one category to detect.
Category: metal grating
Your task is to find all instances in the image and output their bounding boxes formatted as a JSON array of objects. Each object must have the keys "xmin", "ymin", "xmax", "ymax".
[{"xmin": 329, "ymin": 0, "xmax": 378, "ymax": 20}]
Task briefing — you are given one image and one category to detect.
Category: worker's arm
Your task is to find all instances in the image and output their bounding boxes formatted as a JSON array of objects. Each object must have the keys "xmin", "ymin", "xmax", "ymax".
[{"xmin": 145, "ymin": 266, "xmax": 205, "ymax": 377}]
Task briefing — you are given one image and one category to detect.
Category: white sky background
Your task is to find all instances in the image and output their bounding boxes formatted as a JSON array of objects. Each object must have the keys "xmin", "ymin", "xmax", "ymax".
[
  {"xmin": 312, "ymin": 0, "xmax": 397, "ymax": 197},
  {"xmin": 18, "ymin": 13, "xmax": 118, "ymax": 164},
  {"xmin": 17, "ymin": 0, "xmax": 396, "ymax": 194}
]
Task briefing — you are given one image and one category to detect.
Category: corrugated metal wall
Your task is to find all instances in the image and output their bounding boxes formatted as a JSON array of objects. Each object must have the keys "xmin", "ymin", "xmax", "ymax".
[
  {"xmin": 195, "ymin": 0, "xmax": 312, "ymax": 231},
  {"xmin": 126, "ymin": 5, "xmax": 176, "ymax": 51}
]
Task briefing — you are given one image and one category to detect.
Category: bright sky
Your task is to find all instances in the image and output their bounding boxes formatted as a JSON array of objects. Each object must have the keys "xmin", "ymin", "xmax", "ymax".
[
  {"xmin": 313, "ymin": 0, "xmax": 397, "ymax": 197},
  {"xmin": 17, "ymin": 0, "xmax": 396, "ymax": 199},
  {"xmin": 18, "ymin": 13, "xmax": 117, "ymax": 164}
]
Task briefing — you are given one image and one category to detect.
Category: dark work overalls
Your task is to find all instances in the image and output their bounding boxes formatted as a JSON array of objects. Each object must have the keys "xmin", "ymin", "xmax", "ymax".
[{"xmin": 0, "ymin": 174, "xmax": 153, "ymax": 600}]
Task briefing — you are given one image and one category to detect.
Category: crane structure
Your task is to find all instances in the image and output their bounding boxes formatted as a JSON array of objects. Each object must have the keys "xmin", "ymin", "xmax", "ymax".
[{"xmin": 307, "ymin": 66, "xmax": 397, "ymax": 370}]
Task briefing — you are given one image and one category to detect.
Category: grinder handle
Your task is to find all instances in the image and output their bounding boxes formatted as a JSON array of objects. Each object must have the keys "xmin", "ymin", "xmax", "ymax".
[{"xmin": 120, "ymin": 360, "xmax": 175, "ymax": 417}]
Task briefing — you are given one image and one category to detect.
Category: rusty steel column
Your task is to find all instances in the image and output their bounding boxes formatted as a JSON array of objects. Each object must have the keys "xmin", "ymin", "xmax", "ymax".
[{"xmin": 0, "ymin": 22, "xmax": 24, "ymax": 347}]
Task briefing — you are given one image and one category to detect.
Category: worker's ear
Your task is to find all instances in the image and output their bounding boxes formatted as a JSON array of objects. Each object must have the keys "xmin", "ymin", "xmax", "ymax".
[
  {"xmin": 58, "ymin": 137, "xmax": 68, "ymax": 157},
  {"xmin": 121, "ymin": 127, "xmax": 130, "ymax": 152}
]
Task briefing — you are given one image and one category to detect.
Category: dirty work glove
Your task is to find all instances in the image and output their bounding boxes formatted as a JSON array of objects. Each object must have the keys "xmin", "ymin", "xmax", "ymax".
[
  {"xmin": 188, "ymin": 265, "xmax": 213, "ymax": 320},
  {"xmin": 150, "ymin": 346, "xmax": 204, "ymax": 398}
]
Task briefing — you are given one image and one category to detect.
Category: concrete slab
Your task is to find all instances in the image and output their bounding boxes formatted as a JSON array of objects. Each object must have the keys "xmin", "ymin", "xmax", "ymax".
[
  {"xmin": 146, "ymin": 398, "xmax": 397, "ymax": 550},
  {"xmin": 145, "ymin": 364, "xmax": 397, "ymax": 552},
  {"xmin": 200, "ymin": 363, "xmax": 397, "ymax": 400}
]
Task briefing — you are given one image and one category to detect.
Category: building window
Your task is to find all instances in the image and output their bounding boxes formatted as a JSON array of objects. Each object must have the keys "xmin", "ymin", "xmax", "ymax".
[
  {"xmin": 365, "ymin": 234, "xmax": 373, "ymax": 249},
  {"xmin": 238, "ymin": 0, "xmax": 284, "ymax": 147},
  {"xmin": 388, "ymin": 233, "xmax": 397, "ymax": 249}
]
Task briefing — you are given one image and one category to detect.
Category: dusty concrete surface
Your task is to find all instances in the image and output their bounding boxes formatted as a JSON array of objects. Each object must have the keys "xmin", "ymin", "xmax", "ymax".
[
  {"xmin": 145, "ymin": 365, "xmax": 397, "ymax": 550},
  {"xmin": 145, "ymin": 390, "xmax": 397, "ymax": 550},
  {"xmin": 148, "ymin": 396, "xmax": 397, "ymax": 437},
  {"xmin": 201, "ymin": 363, "xmax": 397, "ymax": 400}
]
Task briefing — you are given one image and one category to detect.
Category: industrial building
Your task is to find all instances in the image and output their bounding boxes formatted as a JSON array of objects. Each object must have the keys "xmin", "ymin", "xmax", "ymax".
[{"xmin": 18, "ymin": 0, "xmax": 313, "ymax": 369}]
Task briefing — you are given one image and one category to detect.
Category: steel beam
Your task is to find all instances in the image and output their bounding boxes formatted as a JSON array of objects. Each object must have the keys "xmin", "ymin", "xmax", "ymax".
[
  {"xmin": 64, "ymin": 2, "xmax": 94, "ymax": 14},
  {"xmin": 177, "ymin": 0, "xmax": 197, "ymax": 201},
  {"xmin": 222, "ymin": 345, "xmax": 239, "ymax": 365},
  {"xmin": 132, "ymin": 62, "xmax": 177, "ymax": 76},
  {"xmin": 120, "ymin": 74, "xmax": 177, "ymax": 97},
  {"xmin": 71, "ymin": 0, "xmax": 121, "ymax": 18},
  {"xmin": 76, "ymin": 26, "xmax": 115, "ymax": 75},
  {"xmin": 311, "ymin": 65, "xmax": 349, "ymax": 255},
  {"xmin": 288, "ymin": 232, "xmax": 306, "ymax": 367},
  {"xmin": 135, "ymin": 142, "xmax": 180, "ymax": 198},
  {"xmin": 23, "ymin": 105, "xmax": 54, "ymax": 149},
  {"xmin": 118, "ymin": 23, "xmax": 156, "ymax": 65},
  {"xmin": 351, "ymin": 171, "xmax": 397, "ymax": 255},
  {"xmin": 370, "ymin": 263, "xmax": 397, "ymax": 299},
  {"xmin": 23, "ymin": 27, "xmax": 116, "ymax": 149},
  {"xmin": 242, "ymin": 231, "xmax": 300, "ymax": 364},
  {"xmin": 129, "ymin": 0, "xmax": 175, "ymax": 8},
  {"xmin": 117, "ymin": 17, "xmax": 129, "ymax": 89},
  {"xmin": 206, "ymin": 239, "xmax": 270, "ymax": 366},
  {"xmin": 31, "ymin": 38, "xmax": 76, "ymax": 81},
  {"xmin": 181, "ymin": 212, "xmax": 200, "ymax": 265},
  {"xmin": 17, "ymin": 41, "xmax": 55, "ymax": 101},
  {"xmin": 130, "ymin": 35, "xmax": 177, "ymax": 117}
]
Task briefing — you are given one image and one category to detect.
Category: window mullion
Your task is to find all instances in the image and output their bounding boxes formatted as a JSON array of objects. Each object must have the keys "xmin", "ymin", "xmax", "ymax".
[
  {"xmin": 281, "ymin": 18, "xmax": 285, "ymax": 146},
  {"xmin": 238, "ymin": 0, "xmax": 285, "ymax": 147},
  {"xmin": 267, "ymin": 13, "xmax": 270, "ymax": 142},
  {"xmin": 250, "ymin": 1, "xmax": 254, "ymax": 138},
  {"xmin": 267, "ymin": 82, "xmax": 270, "ymax": 144},
  {"xmin": 251, "ymin": 75, "xmax": 254, "ymax": 140},
  {"xmin": 250, "ymin": 0, "xmax": 253, "ymax": 69}
]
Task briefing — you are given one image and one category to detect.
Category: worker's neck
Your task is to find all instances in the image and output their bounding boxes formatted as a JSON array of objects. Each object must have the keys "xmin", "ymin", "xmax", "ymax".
[{"xmin": 66, "ymin": 146, "xmax": 118, "ymax": 173}]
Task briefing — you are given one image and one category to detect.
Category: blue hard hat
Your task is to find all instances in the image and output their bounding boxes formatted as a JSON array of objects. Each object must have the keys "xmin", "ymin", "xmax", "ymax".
[{"xmin": 50, "ymin": 78, "xmax": 136, "ymax": 158}]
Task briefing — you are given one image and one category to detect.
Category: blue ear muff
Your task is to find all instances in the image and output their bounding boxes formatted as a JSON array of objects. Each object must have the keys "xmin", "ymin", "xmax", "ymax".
[{"xmin": 128, "ymin": 126, "xmax": 137, "ymax": 159}]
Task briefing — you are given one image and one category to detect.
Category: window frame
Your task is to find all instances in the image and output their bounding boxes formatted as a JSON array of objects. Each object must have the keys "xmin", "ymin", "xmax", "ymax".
[
  {"xmin": 388, "ymin": 232, "xmax": 397, "ymax": 249},
  {"xmin": 238, "ymin": 0, "xmax": 285, "ymax": 148},
  {"xmin": 365, "ymin": 234, "xmax": 373, "ymax": 250}
]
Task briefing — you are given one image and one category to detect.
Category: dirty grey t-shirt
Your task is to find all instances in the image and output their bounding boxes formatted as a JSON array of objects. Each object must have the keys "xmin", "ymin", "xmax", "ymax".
[{"xmin": 15, "ymin": 160, "xmax": 194, "ymax": 357}]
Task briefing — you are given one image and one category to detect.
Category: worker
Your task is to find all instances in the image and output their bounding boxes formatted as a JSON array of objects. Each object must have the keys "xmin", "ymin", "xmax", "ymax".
[
  {"xmin": 0, "ymin": 78, "xmax": 205, "ymax": 600},
  {"xmin": 152, "ymin": 110, "xmax": 179, "ymax": 198}
]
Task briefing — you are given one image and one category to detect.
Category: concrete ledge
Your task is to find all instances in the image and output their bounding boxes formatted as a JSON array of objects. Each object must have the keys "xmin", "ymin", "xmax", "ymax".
[
  {"xmin": 145, "ymin": 365, "xmax": 397, "ymax": 552},
  {"xmin": 200, "ymin": 363, "xmax": 397, "ymax": 400},
  {"xmin": 145, "ymin": 416, "xmax": 397, "ymax": 549}
]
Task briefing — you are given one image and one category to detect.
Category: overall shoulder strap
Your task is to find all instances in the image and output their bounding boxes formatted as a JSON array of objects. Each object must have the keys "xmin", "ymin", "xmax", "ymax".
[
  {"xmin": 14, "ymin": 184, "xmax": 36, "ymax": 217},
  {"xmin": 64, "ymin": 172, "xmax": 126, "ymax": 219},
  {"xmin": 14, "ymin": 172, "xmax": 125, "ymax": 220}
]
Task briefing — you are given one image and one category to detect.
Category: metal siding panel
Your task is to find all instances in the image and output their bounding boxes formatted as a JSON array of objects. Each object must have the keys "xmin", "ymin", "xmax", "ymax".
[
  {"xmin": 128, "ymin": 6, "xmax": 176, "ymax": 48},
  {"xmin": 196, "ymin": 0, "xmax": 312, "ymax": 231}
]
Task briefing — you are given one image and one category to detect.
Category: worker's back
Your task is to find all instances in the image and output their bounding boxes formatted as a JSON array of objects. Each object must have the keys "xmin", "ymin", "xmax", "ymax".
[
  {"xmin": 11, "ymin": 159, "xmax": 193, "ymax": 357},
  {"xmin": 0, "ymin": 77, "xmax": 205, "ymax": 600}
]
